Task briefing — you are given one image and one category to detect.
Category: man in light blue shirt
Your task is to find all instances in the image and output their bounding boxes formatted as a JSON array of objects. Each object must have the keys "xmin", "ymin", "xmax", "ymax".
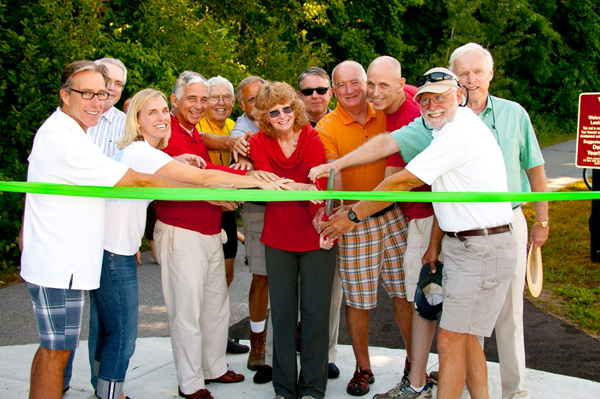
[{"xmin": 87, "ymin": 58, "xmax": 128, "ymax": 158}]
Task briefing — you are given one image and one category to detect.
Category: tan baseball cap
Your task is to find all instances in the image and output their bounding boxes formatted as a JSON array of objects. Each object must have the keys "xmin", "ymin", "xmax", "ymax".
[{"xmin": 413, "ymin": 67, "xmax": 460, "ymax": 101}]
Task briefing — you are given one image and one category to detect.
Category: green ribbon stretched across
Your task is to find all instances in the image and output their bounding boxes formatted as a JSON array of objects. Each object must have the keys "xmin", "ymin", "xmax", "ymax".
[{"xmin": 0, "ymin": 181, "xmax": 596, "ymax": 202}]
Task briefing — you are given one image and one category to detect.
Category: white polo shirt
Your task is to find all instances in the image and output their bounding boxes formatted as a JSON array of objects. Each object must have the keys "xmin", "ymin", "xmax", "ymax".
[
  {"xmin": 406, "ymin": 107, "xmax": 513, "ymax": 232},
  {"xmin": 104, "ymin": 141, "xmax": 172, "ymax": 256},
  {"xmin": 21, "ymin": 108, "xmax": 129, "ymax": 290}
]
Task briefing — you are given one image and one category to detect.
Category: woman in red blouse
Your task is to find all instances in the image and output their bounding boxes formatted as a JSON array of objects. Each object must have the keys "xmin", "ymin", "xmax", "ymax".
[{"xmin": 249, "ymin": 82, "xmax": 336, "ymax": 399}]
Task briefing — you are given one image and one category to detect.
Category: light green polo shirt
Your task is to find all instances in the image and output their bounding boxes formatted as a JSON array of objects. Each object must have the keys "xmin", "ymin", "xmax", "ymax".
[{"xmin": 391, "ymin": 95, "xmax": 545, "ymax": 206}]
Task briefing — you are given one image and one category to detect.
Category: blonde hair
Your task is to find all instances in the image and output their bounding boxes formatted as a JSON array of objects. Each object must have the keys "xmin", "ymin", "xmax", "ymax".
[
  {"xmin": 117, "ymin": 88, "xmax": 171, "ymax": 150},
  {"xmin": 252, "ymin": 81, "xmax": 309, "ymax": 138}
]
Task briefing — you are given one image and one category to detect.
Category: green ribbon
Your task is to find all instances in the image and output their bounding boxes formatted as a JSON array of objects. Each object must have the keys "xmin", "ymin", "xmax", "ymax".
[{"xmin": 0, "ymin": 181, "xmax": 595, "ymax": 202}]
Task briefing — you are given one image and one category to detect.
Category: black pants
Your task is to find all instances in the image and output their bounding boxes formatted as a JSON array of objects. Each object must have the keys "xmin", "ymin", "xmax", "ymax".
[{"xmin": 266, "ymin": 244, "xmax": 337, "ymax": 399}]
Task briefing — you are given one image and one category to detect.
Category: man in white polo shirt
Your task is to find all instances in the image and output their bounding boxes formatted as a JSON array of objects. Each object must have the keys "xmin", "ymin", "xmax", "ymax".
[
  {"xmin": 318, "ymin": 68, "xmax": 517, "ymax": 399},
  {"xmin": 21, "ymin": 60, "xmax": 200, "ymax": 399}
]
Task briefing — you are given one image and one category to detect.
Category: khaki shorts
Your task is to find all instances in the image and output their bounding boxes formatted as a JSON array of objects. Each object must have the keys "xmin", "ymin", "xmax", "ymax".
[
  {"xmin": 339, "ymin": 204, "xmax": 408, "ymax": 310},
  {"xmin": 404, "ymin": 215, "xmax": 443, "ymax": 302},
  {"xmin": 440, "ymin": 230, "xmax": 517, "ymax": 337},
  {"xmin": 241, "ymin": 202, "xmax": 267, "ymax": 276}
]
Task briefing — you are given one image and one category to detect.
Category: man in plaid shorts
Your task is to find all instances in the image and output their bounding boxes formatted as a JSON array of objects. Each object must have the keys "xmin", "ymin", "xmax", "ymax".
[{"xmin": 313, "ymin": 60, "xmax": 410, "ymax": 397}]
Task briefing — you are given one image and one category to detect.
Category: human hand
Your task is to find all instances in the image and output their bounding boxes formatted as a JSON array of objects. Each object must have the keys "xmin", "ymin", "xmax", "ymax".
[
  {"xmin": 136, "ymin": 251, "xmax": 142, "ymax": 265},
  {"xmin": 230, "ymin": 156, "xmax": 254, "ymax": 171},
  {"xmin": 172, "ymin": 153, "xmax": 207, "ymax": 169},
  {"xmin": 308, "ymin": 163, "xmax": 335, "ymax": 183},
  {"xmin": 312, "ymin": 207, "xmax": 325, "ymax": 232},
  {"xmin": 230, "ymin": 131, "xmax": 252, "ymax": 161},
  {"xmin": 530, "ymin": 223, "xmax": 549, "ymax": 251},
  {"xmin": 260, "ymin": 178, "xmax": 295, "ymax": 190},
  {"xmin": 320, "ymin": 233, "xmax": 335, "ymax": 250},
  {"xmin": 246, "ymin": 170, "xmax": 282, "ymax": 182},
  {"xmin": 320, "ymin": 208, "xmax": 356, "ymax": 240}
]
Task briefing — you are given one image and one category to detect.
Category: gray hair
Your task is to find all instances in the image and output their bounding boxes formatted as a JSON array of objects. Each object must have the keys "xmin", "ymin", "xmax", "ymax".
[
  {"xmin": 297, "ymin": 66, "xmax": 331, "ymax": 90},
  {"xmin": 95, "ymin": 57, "xmax": 128, "ymax": 84},
  {"xmin": 207, "ymin": 76, "xmax": 234, "ymax": 97},
  {"xmin": 171, "ymin": 71, "xmax": 207, "ymax": 108},
  {"xmin": 331, "ymin": 61, "xmax": 367, "ymax": 88},
  {"xmin": 235, "ymin": 76, "xmax": 265, "ymax": 102},
  {"xmin": 449, "ymin": 43, "xmax": 494, "ymax": 73},
  {"xmin": 59, "ymin": 60, "xmax": 108, "ymax": 106}
]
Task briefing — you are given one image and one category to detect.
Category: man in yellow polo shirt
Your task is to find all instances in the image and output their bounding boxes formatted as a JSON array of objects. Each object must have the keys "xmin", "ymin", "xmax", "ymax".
[{"xmin": 314, "ymin": 60, "xmax": 410, "ymax": 397}]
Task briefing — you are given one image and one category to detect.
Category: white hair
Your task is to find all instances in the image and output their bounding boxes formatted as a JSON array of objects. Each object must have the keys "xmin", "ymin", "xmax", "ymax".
[
  {"xmin": 95, "ymin": 57, "xmax": 127, "ymax": 84},
  {"xmin": 449, "ymin": 43, "xmax": 494, "ymax": 73},
  {"xmin": 207, "ymin": 76, "xmax": 234, "ymax": 97},
  {"xmin": 171, "ymin": 71, "xmax": 207, "ymax": 103}
]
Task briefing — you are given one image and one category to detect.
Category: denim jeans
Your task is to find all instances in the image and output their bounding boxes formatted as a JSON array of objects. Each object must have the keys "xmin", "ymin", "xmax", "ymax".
[{"xmin": 88, "ymin": 250, "xmax": 139, "ymax": 399}]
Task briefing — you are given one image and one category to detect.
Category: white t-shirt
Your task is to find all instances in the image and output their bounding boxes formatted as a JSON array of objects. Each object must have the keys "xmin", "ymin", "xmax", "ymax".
[
  {"xmin": 104, "ymin": 141, "xmax": 172, "ymax": 256},
  {"xmin": 21, "ymin": 108, "xmax": 129, "ymax": 290},
  {"xmin": 406, "ymin": 107, "xmax": 513, "ymax": 232}
]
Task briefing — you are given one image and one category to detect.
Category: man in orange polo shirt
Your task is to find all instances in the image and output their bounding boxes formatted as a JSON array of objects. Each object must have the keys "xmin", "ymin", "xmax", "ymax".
[{"xmin": 314, "ymin": 60, "xmax": 409, "ymax": 397}]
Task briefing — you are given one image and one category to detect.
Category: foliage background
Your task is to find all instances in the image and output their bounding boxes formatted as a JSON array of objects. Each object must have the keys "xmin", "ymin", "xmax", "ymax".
[{"xmin": 0, "ymin": 0, "xmax": 598, "ymax": 273}]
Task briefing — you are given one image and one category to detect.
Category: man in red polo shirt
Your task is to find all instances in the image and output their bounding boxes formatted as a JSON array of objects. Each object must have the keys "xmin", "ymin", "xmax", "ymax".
[{"xmin": 155, "ymin": 71, "xmax": 287, "ymax": 399}]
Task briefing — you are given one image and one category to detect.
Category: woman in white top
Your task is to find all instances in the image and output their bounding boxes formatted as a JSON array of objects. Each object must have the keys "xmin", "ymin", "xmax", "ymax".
[{"xmin": 88, "ymin": 89, "xmax": 290, "ymax": 399}]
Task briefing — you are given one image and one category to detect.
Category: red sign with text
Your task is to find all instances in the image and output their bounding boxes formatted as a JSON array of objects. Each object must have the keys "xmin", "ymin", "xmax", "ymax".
[{"xmin": 576, "ymin": 93, "xmax": 600, "ymax": 169}]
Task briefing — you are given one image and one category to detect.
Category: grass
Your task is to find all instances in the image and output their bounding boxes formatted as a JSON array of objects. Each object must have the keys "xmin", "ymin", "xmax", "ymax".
[{"xmin": 522, "ymin": 180, "xmax": 600, "ymax": 337}]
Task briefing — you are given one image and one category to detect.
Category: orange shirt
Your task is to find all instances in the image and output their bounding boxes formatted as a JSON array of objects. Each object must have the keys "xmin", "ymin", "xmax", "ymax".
[{"xmin": 315, "ymin": 103, "xmax": 387, "ymax": 203}]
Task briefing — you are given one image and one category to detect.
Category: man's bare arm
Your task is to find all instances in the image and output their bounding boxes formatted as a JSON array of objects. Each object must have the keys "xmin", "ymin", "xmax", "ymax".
[
  {"xmin": 201, "ymin": 132, "xmax": 232, "ymax": 150},
  {"xmin": 525, "ymin": 164, "xmax": 549, "ymax": 249},
  {"xmin": 321, "ymin": 168, "xmax": 425, "ymax": 240},
  {"xmin": 308, "ymin": 133, "xmax": 399, "ymax": 181}
]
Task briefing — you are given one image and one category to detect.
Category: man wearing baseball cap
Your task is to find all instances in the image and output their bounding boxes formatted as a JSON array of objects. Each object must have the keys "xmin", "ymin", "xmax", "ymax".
[{"xmin": 315, "ymin": 67, "xmax": 517, "ymax": 399}]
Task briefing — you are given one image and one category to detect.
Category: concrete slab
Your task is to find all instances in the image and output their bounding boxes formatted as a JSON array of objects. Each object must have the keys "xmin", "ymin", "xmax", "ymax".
[{"xmin": 1, "ymin": 338, "xmax": 598, "ymax": 399}]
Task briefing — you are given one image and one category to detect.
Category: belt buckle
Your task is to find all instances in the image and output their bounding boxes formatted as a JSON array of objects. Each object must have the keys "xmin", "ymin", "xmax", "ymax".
[{"xmin": 453, "ymin": 232, "xmax": 466, "ymax": 242}]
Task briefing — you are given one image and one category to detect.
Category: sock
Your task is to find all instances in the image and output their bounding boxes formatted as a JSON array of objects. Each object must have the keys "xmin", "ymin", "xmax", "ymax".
[
  {"xmin": 410, "ymin": 384, "xmax": 425, "ymax": 393},
  {"xmin": 250, "ymin": 319, "xmax": 266, "ymax": 333}
]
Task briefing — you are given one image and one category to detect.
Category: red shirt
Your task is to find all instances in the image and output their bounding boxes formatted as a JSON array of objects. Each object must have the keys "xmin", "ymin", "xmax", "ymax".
[
  {"xmin": 385, "ymin": 85, "xmax": 434, "ymax": 221},
  {"xmin": 249, "ymin": 125, "xmax": 326, "ymax": 252},
  {"xmin": 155, "ymin": 114, "xmax": 245, "ymax": 235}
]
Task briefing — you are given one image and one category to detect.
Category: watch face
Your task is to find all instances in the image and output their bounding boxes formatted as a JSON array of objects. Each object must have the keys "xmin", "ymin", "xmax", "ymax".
[{"xmin": 348, "ymin": 209, "xmax": 360, "ymax": 223}]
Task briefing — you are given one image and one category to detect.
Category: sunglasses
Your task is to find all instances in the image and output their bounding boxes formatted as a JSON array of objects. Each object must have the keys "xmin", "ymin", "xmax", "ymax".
[
  {"xmin": 268, "ymin": 106, "xmax": 294, "ymax": 119},
  {"xmin": 300, "ymin": 87, "xmax": 329, "ymax": 96},
  {"xmin": 416, "ymin": 72, "xmax": 458, "ymax": 88}
]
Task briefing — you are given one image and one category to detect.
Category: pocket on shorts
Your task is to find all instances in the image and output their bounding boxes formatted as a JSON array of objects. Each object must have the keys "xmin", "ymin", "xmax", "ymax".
[{"xmin": 461, "ymin": 237, "xmax": 487, "ymax": 261}]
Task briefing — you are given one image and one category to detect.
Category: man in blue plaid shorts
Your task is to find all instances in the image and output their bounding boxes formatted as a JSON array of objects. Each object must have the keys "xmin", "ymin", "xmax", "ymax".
[{"xmin": 20, "ymin": 60, "xmax": 201, "ymax": 399}]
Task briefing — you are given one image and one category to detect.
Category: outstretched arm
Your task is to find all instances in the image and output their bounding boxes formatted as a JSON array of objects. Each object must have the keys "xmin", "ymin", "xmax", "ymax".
[{"xmin": 308, "ymin": 133, "xmax": 399, "ymax": 181}]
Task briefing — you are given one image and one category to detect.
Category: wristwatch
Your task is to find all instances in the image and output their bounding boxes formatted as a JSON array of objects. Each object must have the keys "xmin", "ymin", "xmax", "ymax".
[
  {"xmin": 535, "ymin": 220, "xmax": 549, "ymax": 228},
  {"xmin": 348, "ymin": 207, "xmax": 361, "ymax": 223}
]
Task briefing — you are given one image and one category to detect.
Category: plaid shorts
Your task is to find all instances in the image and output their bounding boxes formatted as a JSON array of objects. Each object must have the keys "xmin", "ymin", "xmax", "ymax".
[
  {"xmin": 28, "ymin": 283, "xmax": 85, "ymax": 350},
  {"xmin": 339, "ymin": 203, "xmax": 408, "ymax": 309}
]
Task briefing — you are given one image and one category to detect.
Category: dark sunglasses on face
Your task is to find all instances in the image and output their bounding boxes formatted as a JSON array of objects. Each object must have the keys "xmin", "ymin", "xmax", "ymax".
[
  {"xmin": 300, "ymin": 87, "xmax": 330, "ymax": 96},
  {"xmin": 268, "ymin": 106, "xmax": 294, "ymax": 119},
  {"xmin": 416, "ymin": 72, "xmax": 459, "ymax": 88}
]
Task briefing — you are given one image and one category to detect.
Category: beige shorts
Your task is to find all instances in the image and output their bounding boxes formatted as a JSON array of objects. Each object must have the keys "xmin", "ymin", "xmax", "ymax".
[
  {"xmin": 404, "ymin": 215, "xmax": 442, "ymax": 302},
  {"xmin": 241, "ymin": 202, "xmax": 267, "ymax": 276},
  {"xmin": 440, "ymin": 230, "xmax": 517, "ymax": 337}
]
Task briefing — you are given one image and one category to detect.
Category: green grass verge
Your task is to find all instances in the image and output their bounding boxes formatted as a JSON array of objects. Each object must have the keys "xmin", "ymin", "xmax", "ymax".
[{"xmin": 523, "ymin": 180, "xmax": 600, "ymax": 337}]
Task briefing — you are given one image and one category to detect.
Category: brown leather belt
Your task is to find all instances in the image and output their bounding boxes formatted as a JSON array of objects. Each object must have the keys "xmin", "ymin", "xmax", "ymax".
[{"xmin": 445, "ymin": 224, "xmax": 511, "ymax": 241}]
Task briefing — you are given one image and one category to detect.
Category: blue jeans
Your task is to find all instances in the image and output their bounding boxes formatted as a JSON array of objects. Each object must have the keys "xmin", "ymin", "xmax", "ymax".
[{"xmin": 88, "ymin": 250, "xmax": 139, "ymax": 399}]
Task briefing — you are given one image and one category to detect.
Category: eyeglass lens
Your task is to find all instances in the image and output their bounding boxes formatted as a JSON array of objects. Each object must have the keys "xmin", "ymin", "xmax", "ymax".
[
  {"xmin": 301, "ymin": 87, "xmax": 329, "ymax": 96},
  {"xmin": 268, "ymin": 106, "xmax": 294, "ymax": 118}
]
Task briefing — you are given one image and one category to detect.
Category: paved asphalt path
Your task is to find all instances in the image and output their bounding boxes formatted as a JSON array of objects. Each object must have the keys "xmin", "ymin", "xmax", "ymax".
[{"xmin": 1, "ymin": 138, "xmax": 599, "ymax": 383}]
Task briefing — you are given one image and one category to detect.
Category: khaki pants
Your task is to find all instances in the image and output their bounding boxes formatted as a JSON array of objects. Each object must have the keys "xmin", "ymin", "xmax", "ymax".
[{"xmin": 155, "ymin": 221, "xmax": 229, "ymax": 394}]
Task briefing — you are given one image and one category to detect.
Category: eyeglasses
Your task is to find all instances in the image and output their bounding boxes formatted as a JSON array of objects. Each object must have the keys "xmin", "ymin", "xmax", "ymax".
[
  {"xmin": 208, "ymin": 94, "xmax": 234, "ymax": 103},
  {"xmin": 417, "ymin": 91, "xmax": 455, "ymax": 107},
  {"xmin": 300, "ymin": 87, "xmax": 330, "ymax": 96},
  {"xmin": 416, "ymin": 72, "xmax": 458, "ymax": 88},
  {"xmin": 106, "ymin": 79, "xmax": 125, "ymax": 90},
  {"xmin": 268, "ymin": 106, "xmax": 294, "ymax": 119},
  {"xmin": 69, "ymin": 89, "xmax": 109, "ymax": 101}
]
